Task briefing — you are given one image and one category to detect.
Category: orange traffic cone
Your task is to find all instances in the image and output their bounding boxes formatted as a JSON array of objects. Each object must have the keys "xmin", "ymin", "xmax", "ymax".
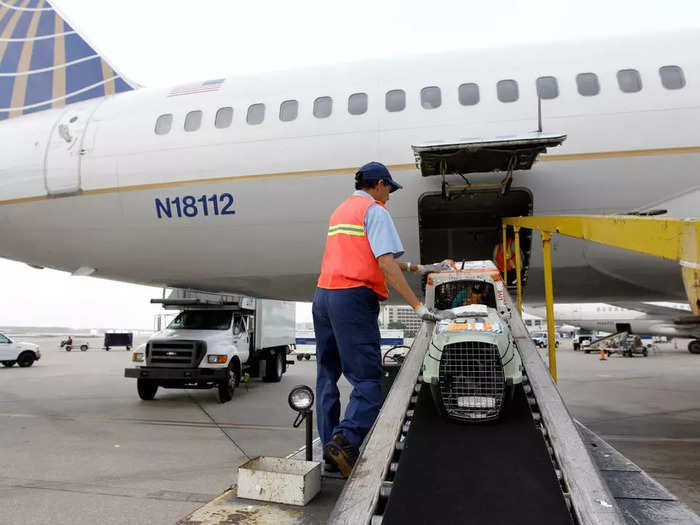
[{"xmin": 599, "ymin": 347, "xmax": 606, "ymax": 360}]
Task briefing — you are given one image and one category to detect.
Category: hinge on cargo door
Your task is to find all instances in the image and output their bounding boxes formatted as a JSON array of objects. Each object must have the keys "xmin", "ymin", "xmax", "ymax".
[
  {"xmin": 412, "ymin": 132, "xmax": 567, "ymax": 200},
  {"xmin": 437, "ymin": 155, "xmax": 516, "ymax": 200}
]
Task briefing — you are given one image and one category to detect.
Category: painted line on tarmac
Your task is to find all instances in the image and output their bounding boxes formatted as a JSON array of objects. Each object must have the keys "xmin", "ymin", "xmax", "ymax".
[
  {"xmin": 286, "ymin": 437, "xmax": 321, "ymax": 459},
  {"xmin": 602, "ymin": 434, "xmax": 700, "ymax": 444},
  {"xmin": 0, "ymin": 412, "xmax": 295, "ymax": 431},
  {"xmin": 0, "ymin": 476, "xmax": 216, "ymax": 503}
]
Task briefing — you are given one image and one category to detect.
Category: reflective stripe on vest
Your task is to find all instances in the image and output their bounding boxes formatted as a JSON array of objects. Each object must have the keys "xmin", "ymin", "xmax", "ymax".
[
  {"xmin": 327, "ymin": 223, "xmax": 366, "ymax": 237},
  {"xmin": 317, "ymin": 195, "xmax": 389, "ymax": 300}
]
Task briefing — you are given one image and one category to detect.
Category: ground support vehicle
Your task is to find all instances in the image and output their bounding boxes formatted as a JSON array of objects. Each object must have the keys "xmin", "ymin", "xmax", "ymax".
[
  {"xmin": 420, "ymin": 260, "xmax": 523, "ymax": 422},
  {"xmin": 572, "ymin": 330, "xmax": 595, "ymax": 351},
  {"xmin": 60, "ymin": 339, "xmax": 89, "ymax": 352},
  {"xmin": 104, "ymin": 332, "xmax": 133, "ymax": 351},
  {"xmin": 293, "ymin": 329, "xmax": 404, "ymax": 361},
  {"xmin": 584, "ymin": 331, "xmax": 649, "ymax": 357},
  {"xmin": 609, "ymin": 335, "xmax": 649, "ymax": 357},
  {"xmin": 530, "ymin": 330, "xmax": 559, "ymax": 349},
  {"xmin": 0, "ymin": 332, "xmax": 41, "ymax": 367},
  {"xmin": 125, "ymin": 295, "xmax": 295, "ymax": 402}
]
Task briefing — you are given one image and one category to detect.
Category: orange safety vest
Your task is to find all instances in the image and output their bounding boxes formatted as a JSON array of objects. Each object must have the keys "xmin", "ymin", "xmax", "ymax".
[
  {"xmin": 494, "ymin": 238, "xmax": 516, "ymax": 272},
  {"xmin": 317, "ymin": 194, "xmax": 389, "ymax": 300}
]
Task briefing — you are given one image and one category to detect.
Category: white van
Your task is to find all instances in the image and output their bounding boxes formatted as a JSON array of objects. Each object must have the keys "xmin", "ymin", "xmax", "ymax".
[{"xmin": 0, "ymin": 332, "xmax": 41, "ymax": 368}]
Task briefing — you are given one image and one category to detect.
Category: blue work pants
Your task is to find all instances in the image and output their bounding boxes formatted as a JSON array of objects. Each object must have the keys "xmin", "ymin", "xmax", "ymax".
[{"xmin": 312, "ymin": 287, "xmax": 382, "ymax": 449}]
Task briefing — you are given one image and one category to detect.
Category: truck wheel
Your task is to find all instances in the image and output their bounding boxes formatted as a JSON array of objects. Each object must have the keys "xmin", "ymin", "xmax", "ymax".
[
  {"xmin": 263, "ymin": 351, "xmax": 284, "ymax": 383},
  {"xmin": 296, "ymin": 354, "xmax": 303, "ymax": 361},
  {"xmin": 65, "ymin": 346, "xmax": 72, "ymax": 352},
  {"xmin": 137, "ymin": 379, "xmax": 158, "ymax": 400},
  {"xmin": 80, "ymin": 345, "xmax": 88, "ymax": 351},
  {"xmin": 688, "ymin": 340, "xmax": 700, "ymax": 354},
  {"xmin": 218, "ymin": 361, "xmax": 239, "ymax": 403},
  {"xmin": 305, "ymin": 354, "xmax": 311, "ymax": 361},
  {"xmin": 17, "ymin": 352, "xmax": 35, "ymax": 367},
  {"xmin": 1, "ymin": 361, "xmax": 16, "ymax": 367}
]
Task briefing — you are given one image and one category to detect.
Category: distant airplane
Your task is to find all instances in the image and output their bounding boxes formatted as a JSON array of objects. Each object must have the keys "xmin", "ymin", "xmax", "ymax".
[
  {"xmin": 0, "ymin": 1, "xmax": 698, "ymax": 354},
  {"xmin": 527, "ymin": 303, "xmax": 700, "ymax": 353}
]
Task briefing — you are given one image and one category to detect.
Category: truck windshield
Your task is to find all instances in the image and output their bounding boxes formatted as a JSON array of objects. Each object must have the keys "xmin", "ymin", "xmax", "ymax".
[{"xmin": 168, "ymin": 310, "xmax": 232, "ymax": 330}]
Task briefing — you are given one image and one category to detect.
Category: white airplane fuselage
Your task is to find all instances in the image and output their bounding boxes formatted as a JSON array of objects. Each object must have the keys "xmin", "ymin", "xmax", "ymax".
[
  {"xmin": 1, "ymin": 31, "xmax": 699, "ymax": 303},
  {"xmin": 529, "ymin": 304, "xmax": 700, "ymax": 339}
]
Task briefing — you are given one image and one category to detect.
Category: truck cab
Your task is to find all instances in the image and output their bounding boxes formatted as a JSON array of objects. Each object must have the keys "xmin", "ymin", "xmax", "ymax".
[
  {"xmin": 125, "ymin": 297, "xmax": 295, "ymax": 402},
  {"xmin": 0, "ymin": 331, "xmax": 41, "ymax": 368}
]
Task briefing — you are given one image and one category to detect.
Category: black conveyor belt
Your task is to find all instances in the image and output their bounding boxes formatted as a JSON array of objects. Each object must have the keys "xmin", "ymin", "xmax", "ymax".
[{"xmin": 382, "ymin": 385, "xmax": 574, "ymax": 525}]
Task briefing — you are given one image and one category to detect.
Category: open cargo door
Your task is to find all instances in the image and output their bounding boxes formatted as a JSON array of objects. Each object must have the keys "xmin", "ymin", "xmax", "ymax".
[
  {"xmin": 413, "ymin": 132, "xmax": 566, "ymax": 288},
  {"xmin": 412, "ymin": 132, "xmax": 566, "ymax": 198}
]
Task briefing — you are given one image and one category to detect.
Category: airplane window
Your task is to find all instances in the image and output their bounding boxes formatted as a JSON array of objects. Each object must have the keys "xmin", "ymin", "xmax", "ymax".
[
  {"xmin": 313, "ymin": 96, "xmax": 332, "ymax": 118},
  {"xmin": 184, "ymin": 110, "xmax": 202, "ymax": 132},
  {"xmin": 659, "ymin": 65, "xmax": 685, "ymax": 90},
  {"xmin": 536, "ymin": 76, "xmax": 559, "ymax": 99},
  {"xmin": 155, "ymin": 114, "xmax": 173, "ymax": 135},
  {"xmin": 497, "ymin": 79, "xmax": 519, "ymax": 103},
  {"xmin": 617, "ymin": 69, "xmax": 642, "ymax": 93},
  {"xmin": 458, "ymin": 83, "xmax": 479, "ymax": 106},
  {"xmin": 247, "ymin": 103, "xmax": 265, "ymax": 125},
  {"xmin": 348, "ymin": 93, "xmax": 368, "ymax": 115},
  {"xmin": 215, "ymin": 107, "xmax": 233, "ymax": 129},
  {"xmin": 280, "ymin": 100, "xmax": 299, "ymax": 122},
  {"xmin": 421, "ymin": 86, "xmax": 442, "ymax": 109},
  {"xmin": 576, "ymin": 73, "xmax": 600, "ymax": 96},
  {"xmin": 385, "ymin": 89, "xmax": 406, "ymax": 112}
]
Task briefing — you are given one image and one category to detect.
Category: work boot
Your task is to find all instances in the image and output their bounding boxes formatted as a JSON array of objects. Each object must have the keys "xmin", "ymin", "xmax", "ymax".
[
  {"xmin": 323, "ymin": 433, "xmax": 359, "ymax": 478},
  {"xmin": 322, "ymin": 451, "xmax": 340, "ymax": 473}
]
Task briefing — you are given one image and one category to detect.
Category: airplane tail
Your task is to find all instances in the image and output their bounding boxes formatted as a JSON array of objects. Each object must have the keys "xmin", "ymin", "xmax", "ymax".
[{"xmin": 0, "ymin": 0, "xmax": 134, "ymax": 121}]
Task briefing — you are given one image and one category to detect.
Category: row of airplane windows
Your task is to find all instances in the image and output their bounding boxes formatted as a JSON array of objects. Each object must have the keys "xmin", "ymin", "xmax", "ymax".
[{"xmin": 154, "ymin": 65, "xmax": 686, "ymax": 135}]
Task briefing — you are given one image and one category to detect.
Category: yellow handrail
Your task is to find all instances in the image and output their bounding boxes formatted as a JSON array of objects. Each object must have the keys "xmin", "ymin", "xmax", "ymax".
[{"xmin": 502, "ymin": 215, "xmax": 700, "ymax": 380}]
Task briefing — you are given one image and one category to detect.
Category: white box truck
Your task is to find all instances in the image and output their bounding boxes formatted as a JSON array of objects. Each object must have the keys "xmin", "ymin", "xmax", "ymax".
[{"xmin": 125, "ymin": 297, "xmax": 295, "ymax": 402}]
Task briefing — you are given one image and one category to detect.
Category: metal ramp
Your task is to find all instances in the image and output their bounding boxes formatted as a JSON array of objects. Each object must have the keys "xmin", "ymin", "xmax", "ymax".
[
  {"xmin": 178, "ymin": 299, "xmax": 700, "ymax": 524},
  {"xmin": 328, "ymin": 292, "xmax": 624, "ymax": 525},
  {"xmin": 586, "ymin": 331, "xmax": 629, "ymax": 352}
]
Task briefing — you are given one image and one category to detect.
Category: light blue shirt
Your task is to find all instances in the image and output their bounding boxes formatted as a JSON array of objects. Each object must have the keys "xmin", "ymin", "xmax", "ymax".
[{"xmin": 354, "ymin": 190, "xmax": 405, "ymax": 259}]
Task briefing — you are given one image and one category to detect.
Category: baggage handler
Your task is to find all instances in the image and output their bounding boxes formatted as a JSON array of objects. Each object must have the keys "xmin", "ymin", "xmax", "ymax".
[{"xmin": 314, "ymin": 161, "xmax": 439, "ymax": 477}]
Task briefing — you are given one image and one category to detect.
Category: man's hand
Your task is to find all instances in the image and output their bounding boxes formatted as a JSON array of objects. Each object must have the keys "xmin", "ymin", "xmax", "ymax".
[{"xmin": 414, "ymin": 303, "xmax": 441, "ymax": 322}]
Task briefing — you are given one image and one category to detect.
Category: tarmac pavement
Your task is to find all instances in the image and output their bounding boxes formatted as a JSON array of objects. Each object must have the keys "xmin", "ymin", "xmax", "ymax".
[{"xmin": 0, "ymin": 335, "xmax": 697, "ymax": 523}]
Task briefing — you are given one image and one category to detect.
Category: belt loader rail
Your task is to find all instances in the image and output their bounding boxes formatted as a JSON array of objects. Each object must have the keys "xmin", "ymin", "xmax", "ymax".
[{"xmin": 328, "ymin": 291, "xmax": 624, "ymax": 525}]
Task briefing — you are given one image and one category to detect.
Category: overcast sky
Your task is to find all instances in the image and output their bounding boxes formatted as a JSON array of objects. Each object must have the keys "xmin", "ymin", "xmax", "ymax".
[{"xmin": 2, "ymin": 0, "xmax": 699, "ymax": 329}]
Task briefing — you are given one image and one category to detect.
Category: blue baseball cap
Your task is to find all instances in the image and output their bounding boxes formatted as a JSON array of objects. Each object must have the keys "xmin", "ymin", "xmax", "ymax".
[{"xmin": 356, "ymin": 161, "xmax": 403, "ymax": 192}]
